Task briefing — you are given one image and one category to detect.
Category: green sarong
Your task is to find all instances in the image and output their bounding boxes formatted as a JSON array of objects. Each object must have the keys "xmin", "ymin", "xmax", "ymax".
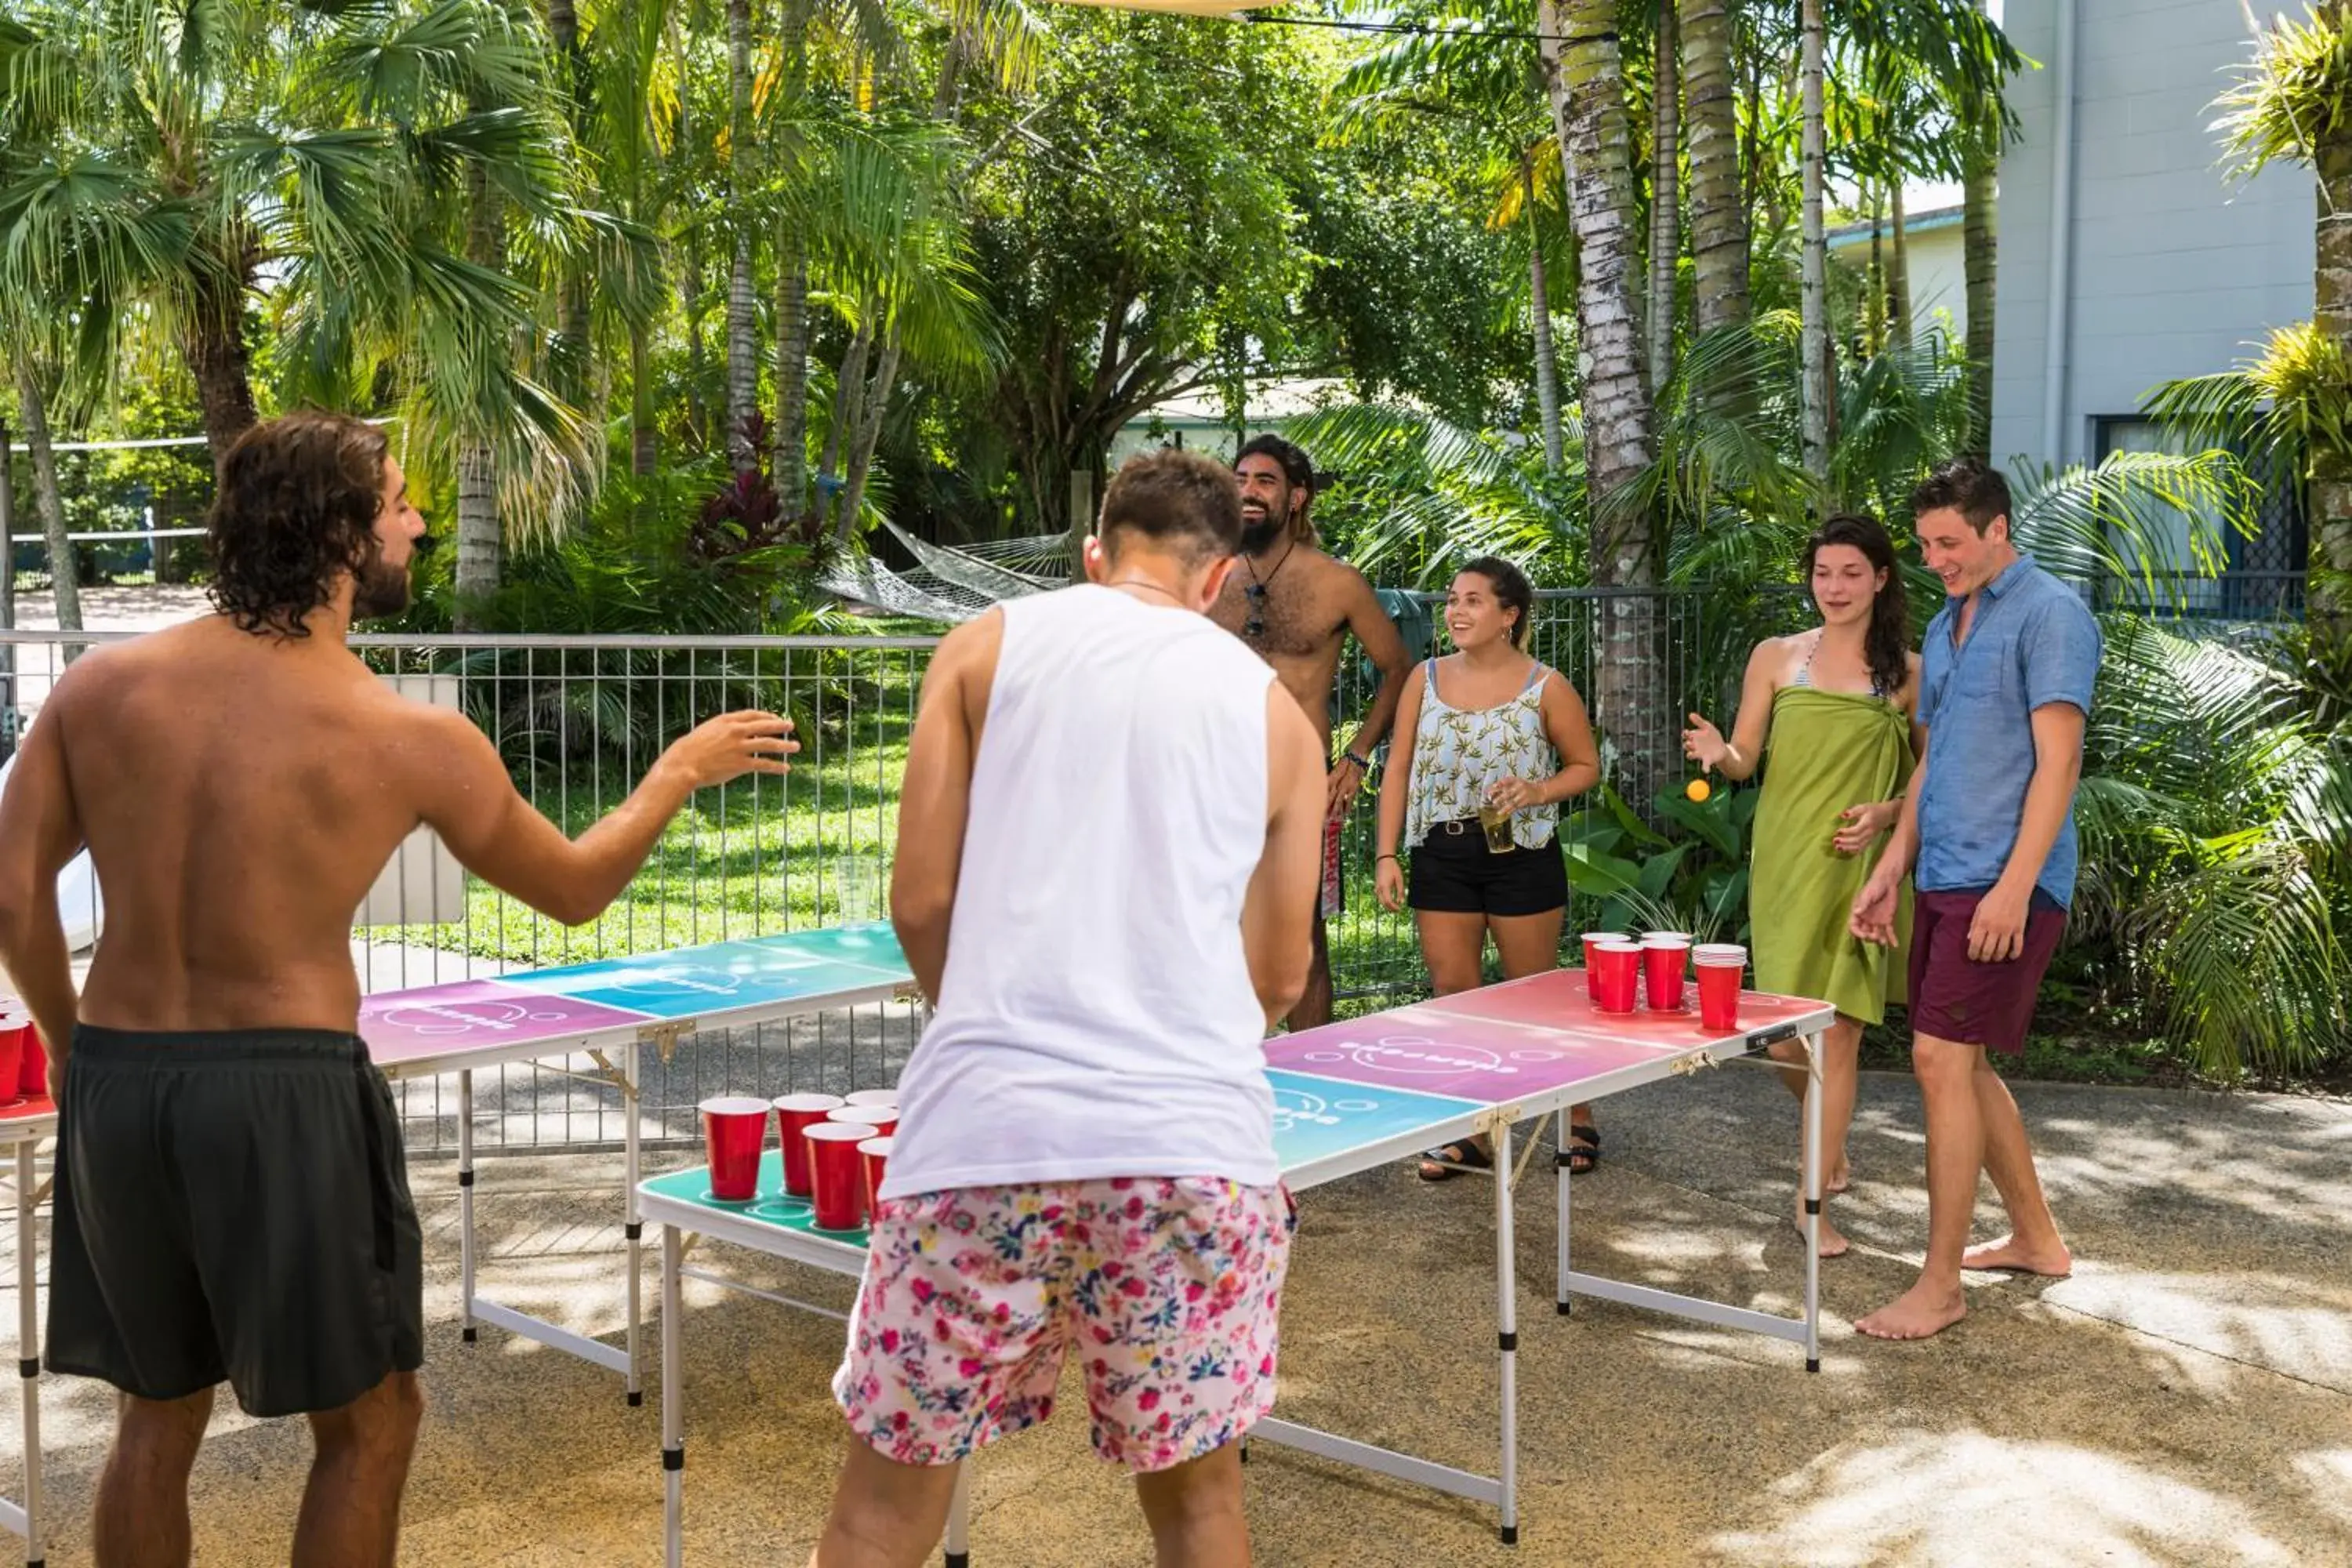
[{"xmin": 1751, "ymin": 687, "xmax": 1914, "ymax": 1023}]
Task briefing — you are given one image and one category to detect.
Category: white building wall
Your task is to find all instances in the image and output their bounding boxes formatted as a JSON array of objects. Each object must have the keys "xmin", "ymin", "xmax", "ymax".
[{"xmin": 1991, "ymin": 0, "xmax": 2314, "ymax": 471}]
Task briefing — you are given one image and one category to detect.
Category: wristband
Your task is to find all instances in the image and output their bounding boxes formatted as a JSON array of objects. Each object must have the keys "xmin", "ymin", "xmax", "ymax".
[
  {"xmin": 1375, "ymin": 852, "xmax": 1399, "ymax": 863},
  {"xmin": 1342, "ymin": 751, "xmax": 1370, "ymax": 771}
]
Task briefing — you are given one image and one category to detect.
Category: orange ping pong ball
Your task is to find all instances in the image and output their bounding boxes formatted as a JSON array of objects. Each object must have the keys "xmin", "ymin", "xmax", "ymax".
[{"xmin": 1686, "ymin": 777, "xmax": 1711, "ymax": 803}]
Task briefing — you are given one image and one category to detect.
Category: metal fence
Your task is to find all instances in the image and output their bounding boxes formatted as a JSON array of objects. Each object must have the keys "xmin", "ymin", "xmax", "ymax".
[{"xmin": 0, "ymin": 569, "xmax": 2232, "ymax": 1154}]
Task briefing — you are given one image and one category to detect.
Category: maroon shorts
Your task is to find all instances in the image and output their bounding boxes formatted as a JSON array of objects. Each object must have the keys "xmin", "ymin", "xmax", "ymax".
[{"xmin": 1906, "ymin": 887, "xmax": 2067, "ymax": 1054}]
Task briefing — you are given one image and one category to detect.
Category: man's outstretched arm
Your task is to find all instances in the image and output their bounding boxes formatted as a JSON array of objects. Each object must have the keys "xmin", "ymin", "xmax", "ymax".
[
  {"xmin": 0, "ymin": 698, "xmax": 87, "ymax": 1081},
  {"xmin": 416, "ymin": 706, "xmax": 796, "ymax": 927},
  {"xmin": 1330, "ymin": 570, "xmax": 1412, "ymax": 816}
]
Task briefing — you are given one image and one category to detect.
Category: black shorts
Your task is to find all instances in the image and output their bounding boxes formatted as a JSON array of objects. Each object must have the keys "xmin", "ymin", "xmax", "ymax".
[
  {"xmin": 46, "ymin": 1026, "xmax": 424, "ymax": 1417},
  {"xmin": 1406, "ymin": 821, "xmax": 1569, "ymax": 917}
]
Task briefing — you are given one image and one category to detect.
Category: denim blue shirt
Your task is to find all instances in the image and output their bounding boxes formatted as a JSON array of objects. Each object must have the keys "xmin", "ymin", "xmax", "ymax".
[{"xmin": 1915, "ymin": 556, "xmax": 2102, "ymax": 908}]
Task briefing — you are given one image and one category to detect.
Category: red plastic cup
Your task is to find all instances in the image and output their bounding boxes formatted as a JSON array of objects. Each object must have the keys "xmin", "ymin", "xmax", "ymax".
[
  {"xmin": 772, "ymin": 1093, "xmax": 847, "ymax": 1196},
  {"xmin": 1642, "ymin": 936, "xmax": 1691, "ymax": 1011},
  {"xmin": 1581, "ymin": 931, "xmax": 1631, "ymax": 1001},
  {"xmin": 0, "ymin": 1017, "xmax": 25, "ymax": 1109},
  {"xmin": 858, "ymin": 1135, "xmax": 893, "ymax": 1217},
  {"xmin": 843, "ymin": 1088, "xmax": 900, "ymax": 1109},
  {"xmin": 19, "ymin": 1023, "xmax": 46, "ymax": 1102},
  {"xmin": 1693, "ymin": 945, "xmax": 1748, "ymax": 1031},
  {"xmin": 1592, "ymin": 941, "xmax": 1641, "ymax": 1013},
  {"xmin": 806, "ymin": 1123, "xmax": 871, "ymax": 1231},
  {"xmin": 699, "ymin": 1096, "xmax": 770, "ymax": 1202},
  {"xmin": 827, "ymin": 1103, "xmax": 898, "ymax": 1140}
]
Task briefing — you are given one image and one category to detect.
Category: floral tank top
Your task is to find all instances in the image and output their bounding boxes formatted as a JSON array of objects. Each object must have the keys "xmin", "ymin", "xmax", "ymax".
[{"xmin": 1403, "ymin": 658, "xmax": 1560, "ymax": 850}]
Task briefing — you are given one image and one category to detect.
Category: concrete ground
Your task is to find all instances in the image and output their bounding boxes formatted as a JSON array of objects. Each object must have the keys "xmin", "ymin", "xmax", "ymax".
[{"xmin": 3, "ymin": 1062, "xmax": 2345, "ymax": 1566}]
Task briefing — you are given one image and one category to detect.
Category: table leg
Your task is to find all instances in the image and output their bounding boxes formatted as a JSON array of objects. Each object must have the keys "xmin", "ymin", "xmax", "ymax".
[
  {"xmin": 17, "ymin": 1141, "xmax": 42, "ymax": 1568},
  {"xmin": 943, "ymin": 1461, "xmax": 971, "ymax": 1567},
  {"xmin": 1802, "ymin": 1029, "xmax": 1824, "ymax": 1374},
  {"xmin": 458, "ymin": 1069, "xmax": 476, "ymax": 1345},
  {"xmin": 625, "ymin": 1039, "xmax": 644, "ymax": 1406},
  {"xmin": 1554, "ymin": 1109, "xmax": 1572, "ymax": 1318},
  {"xmin": 662, "ymin": 1225, "xmax": 684, "ymax": 1568},
  {"xmin": 1494, "ymin": 1117, "xmax": 1518, "ymax": 1547}
]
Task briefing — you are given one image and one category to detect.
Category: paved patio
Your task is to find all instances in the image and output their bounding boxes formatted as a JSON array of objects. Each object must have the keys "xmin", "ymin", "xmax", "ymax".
[{"xmin": 3, "ymin": 1062, "xmax": 2346, "ymax": 1566}]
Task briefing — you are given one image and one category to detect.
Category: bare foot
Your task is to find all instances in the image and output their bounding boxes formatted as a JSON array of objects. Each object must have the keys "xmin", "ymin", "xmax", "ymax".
[
  {"xmin": 1961, "ymin": 1233, "xmax": 2073, "ymax": 1277},
  {"xmin": 1855, "ymin": 1280, "xmax": 1968, "ymax": 1341},
  {"xmin": 1827, "ymin": 1156, "xmax": 1851, "ymax": 1195},
  {"xmin": 1794, "ymin": 1200, "xmax": 1849, "ymax": 1258}
]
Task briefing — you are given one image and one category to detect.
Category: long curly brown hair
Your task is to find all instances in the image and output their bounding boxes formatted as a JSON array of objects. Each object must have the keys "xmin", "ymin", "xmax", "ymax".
[{"xmin": 206, "ymin": 411, "xmax": 390, "ymax": 638}]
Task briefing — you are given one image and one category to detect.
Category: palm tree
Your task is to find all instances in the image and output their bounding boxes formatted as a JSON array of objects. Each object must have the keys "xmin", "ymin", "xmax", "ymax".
[
  {"xmin": 0, "ymin": 14, "xmax": 191, "ymax": 633},
  {"xmin": 1679, "ymin": 0, "xmax": 1748, "ymax": 331},
  {"xmin": 278, "ymin": 0, "xmax": 597, "ymax": 616},
  {"xmin": 1649, "ymin": 0, "xmax": 1679, "ymax": 394},
  {"xmin": 1330, "ymin": 9, "xmax": 1566, "ymax": 469},
  {"xmin": 1539, "ymin": 0, "xmax": 1668, "ymax": 798},
  {"xmin": 1798, "ymin": 0, "xmax": 1828, "ymax": 485},
  {"xmin": 2214, "ymin": 2, "xmax": 2352, "ymax": 637},
  {"xmin": 723, "ymin": 0, "xmax": 760, "ymax": 475}
]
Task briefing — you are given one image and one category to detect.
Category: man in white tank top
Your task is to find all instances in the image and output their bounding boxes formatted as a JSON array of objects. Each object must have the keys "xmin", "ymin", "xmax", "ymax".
[{"xmin": 808, "ymin": 449, "xmax": 1326, "ymax": 1567}]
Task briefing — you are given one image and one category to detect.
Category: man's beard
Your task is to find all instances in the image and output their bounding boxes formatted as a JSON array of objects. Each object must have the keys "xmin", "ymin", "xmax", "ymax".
[
  {"xmin": 1239, "ymin": 516, "xmax": 1283, "ymax": 555},
  {"xmin": 351, "ymin": 552, "xmax": 413, "ymax": 620}
]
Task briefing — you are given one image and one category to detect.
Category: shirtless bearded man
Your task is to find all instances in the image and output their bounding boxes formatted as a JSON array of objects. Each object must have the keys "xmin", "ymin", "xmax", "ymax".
[
  {"xmin": 1210, "ymin": 434, "xmax": 1410, "ymax": 1029},
  {"xmin": 0, "ymin": 411, "xmax": 795, "ymax": 1567}
]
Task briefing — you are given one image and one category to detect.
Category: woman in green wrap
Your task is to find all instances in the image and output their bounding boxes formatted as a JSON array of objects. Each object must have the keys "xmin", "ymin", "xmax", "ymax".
[{"xmin": 1682, "ymin": 514, "xmax": 1919, "ymax": 1258}]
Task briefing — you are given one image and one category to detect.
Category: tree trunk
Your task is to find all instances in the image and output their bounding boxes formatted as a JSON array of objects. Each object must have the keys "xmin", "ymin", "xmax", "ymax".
[
  {"xmin": 10, "ymin": 360, "xmax": 81, "ymax": 635},
  {"xmin": 1648, "ymin": 0, "xmax": 1679, "ymax": 398},
  {"xmin": 1540, "ymin": 0, "xmax": 1657, "ymax": 561},
  {"xmin": 179, "ymin": 239, "xmax": 260, "ymax": 473},
  {"xmin": 774, "ymin": 0, "xmax": 813, "ymax": 517},
  {"xmin": 1680, "ymin": 0, "xmax": 1748, "ymax": 332},
  {"xmin": 453, "ymin": 440, "xmax": 499, "ymax": 625},
  {"xmin": 724, "ymin": 0, "xmax": 759, "ymax": 474},
  {"xmin": 1541, "ymin": 0, "xmax": 1668, "ymax": 811},
  {"xmin": 1798, "ymin": 0, "xmax": 1831, "ymax": 488},
  {"xmin": 546, "ymin": 0, "xmax": 590, "ymax": 405},
  {"xmin": 1866, "ymin": 176, "xmax": 1886, "ymax": 354},
  {"xmin": 1524, "ymin": 152, "xmax": 1565, "ymax": 473},
  {"xmin": 631, "ymin": 321, "xmax": 658, "ymax": 476},
  {"xmin": 818, "ymin": 319, "xmax": 873, "ymax": 533},
  {"xmin": 1962, "ymin": 126, "xmax": 1997, "ymax": 454},
  {"xmin": 454, "ymin": 171, "xmax": 503, "ymax": 627},
  {"xmin": 775, "ymin": 252, "xmax": 810, "ymax": 514},
  {"xmin": 837, "ymin": 332, "xmax": 904, "ymax": 543},
  {"xmin": 2312, "ymin": 2, "xmax": 2352, "ymax": 634},
  {"xmin": 1888, "ymin": 178, "xmax": 1913, "ymax": 349}
]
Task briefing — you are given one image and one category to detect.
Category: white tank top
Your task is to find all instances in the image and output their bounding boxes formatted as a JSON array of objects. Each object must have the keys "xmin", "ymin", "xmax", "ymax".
[{"xmin": 877, "ymin": 585, "xmax": 1282, "ymax": 1198}]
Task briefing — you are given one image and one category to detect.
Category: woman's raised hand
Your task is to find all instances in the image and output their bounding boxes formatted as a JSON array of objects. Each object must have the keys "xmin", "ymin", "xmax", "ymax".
[{"xmin": 1682, "ymin": 713, "xmax": 1730, "ymax": 771}]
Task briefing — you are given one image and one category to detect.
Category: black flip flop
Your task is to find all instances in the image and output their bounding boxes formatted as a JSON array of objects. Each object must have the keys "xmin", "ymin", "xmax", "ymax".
[
  {"xmin": 1417, "ymin": 1138, "xmax": 1494, "ymax": 1182},
  {"xmin": 1563, "ymin": 1122, "xmax": 1601, "ymax": 1175}
]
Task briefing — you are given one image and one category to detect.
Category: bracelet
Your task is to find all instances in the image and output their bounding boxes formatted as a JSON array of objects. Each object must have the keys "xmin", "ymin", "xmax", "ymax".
[
  {"xmin": 1722, "ymin": 742, "xmax": 1743, "ymax": 771},
  {"xmin": 1375, "ymin": 852, "xmax": 1399, "ymax": 863},
  {"xmin": 1341, "ymin": 751, "xmax": 1371, "ymax": 771}
]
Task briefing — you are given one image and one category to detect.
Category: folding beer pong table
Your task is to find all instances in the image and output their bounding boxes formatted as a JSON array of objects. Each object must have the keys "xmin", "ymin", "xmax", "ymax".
[
  {"xmin": 2, "ymin": 1100, "xmax": 56, "ymax": 1568},
  {"xmin": 640, "ymin": 967, "xmax": 1833, "ymax": 1561},
  {"xmin": 355, "ymin": 922, "xmax": 916, "ymax": 1403}
]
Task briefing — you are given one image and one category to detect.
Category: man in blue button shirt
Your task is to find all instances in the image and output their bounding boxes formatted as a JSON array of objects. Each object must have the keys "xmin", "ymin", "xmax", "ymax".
[{"xmin": 1850, "ymin": 456, "xmax": 2096, "ymax": 1341}]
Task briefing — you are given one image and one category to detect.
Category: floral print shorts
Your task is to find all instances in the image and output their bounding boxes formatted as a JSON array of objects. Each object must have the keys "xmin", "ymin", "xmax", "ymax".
[{"xmin": 832, "ymin": 1176, "xmax": 1295, "ymax": 1472}]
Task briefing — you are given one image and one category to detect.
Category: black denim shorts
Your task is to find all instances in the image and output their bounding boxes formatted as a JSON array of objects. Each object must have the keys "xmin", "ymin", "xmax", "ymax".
[{"xmin": 1406, "ymin": 820, "xmax": 1570, "ymax": 917}]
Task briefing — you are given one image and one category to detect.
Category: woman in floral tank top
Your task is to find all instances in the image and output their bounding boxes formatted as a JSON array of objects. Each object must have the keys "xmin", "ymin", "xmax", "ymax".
[{"xmin": 1374, "ymin": 557, "xmax": 1602, "ymax": 1179}]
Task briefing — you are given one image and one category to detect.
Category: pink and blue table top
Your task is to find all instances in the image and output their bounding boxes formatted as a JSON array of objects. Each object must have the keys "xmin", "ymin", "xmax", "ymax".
[
  {"xmin": 637, "ymin": 967, "xmax": 1833, "ymax": 1248},
  {"xmin": 360, "ymin": 923, "xmax": 911, "ymax": 1072},
  {"xmin": 1261, "ymin": 968, "xmax": 1828, "ymax": 1103}
]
